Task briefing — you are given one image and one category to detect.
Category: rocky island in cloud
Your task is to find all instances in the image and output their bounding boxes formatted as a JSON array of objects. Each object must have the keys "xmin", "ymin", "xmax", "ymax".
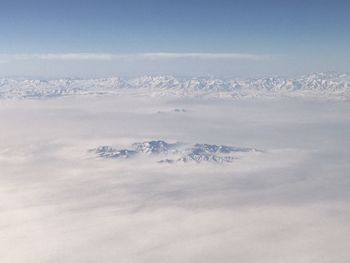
[{"xmin": 92, "ymin": 140, "xmax": 261, "ymax": 164}]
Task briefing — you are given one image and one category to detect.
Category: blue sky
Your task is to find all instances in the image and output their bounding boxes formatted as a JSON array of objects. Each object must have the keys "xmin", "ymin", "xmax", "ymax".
[{"xmin": 0, "ymin": 0, "xmax": 349, "ymax": 77}]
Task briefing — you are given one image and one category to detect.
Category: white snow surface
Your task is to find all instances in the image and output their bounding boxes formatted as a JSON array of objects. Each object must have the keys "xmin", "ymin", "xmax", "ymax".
[{"xmin": 1, "ymin": 72, "xmax": 349, "ymax": 99}]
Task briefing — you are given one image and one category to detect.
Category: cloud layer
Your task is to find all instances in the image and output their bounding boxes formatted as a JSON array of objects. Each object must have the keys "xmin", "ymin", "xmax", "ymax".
[
  {"xmin": 0, "ymin": 52, "xmax": 268, "ymax": 61},
  {"xmin": 0, "ymin": 96, "xmax": 349, "ymax": 262}
]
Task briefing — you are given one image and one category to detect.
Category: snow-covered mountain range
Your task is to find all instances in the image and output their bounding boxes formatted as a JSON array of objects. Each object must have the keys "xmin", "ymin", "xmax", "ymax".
[
  {"xmin": 1, "ymin": 72, "xmax": 349, "ymax": 100},
  {"xmin": 92, "ymin": 140, "xmax": 260, "ymax": 164}
]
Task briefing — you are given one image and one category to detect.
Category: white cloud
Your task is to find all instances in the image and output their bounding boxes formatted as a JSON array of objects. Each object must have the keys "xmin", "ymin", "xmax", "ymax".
[
  {"xmin": 35, "ymin": 53, "xmax": 116, "ymax": 60},
  {"xmin": 0, "ymin": 52, "xmax": 269, "ymax": 61},
  {"xmin": 0, "ymin": 96, "xmax": 350, "ymax": 262},
  {"xmin": 139, "ymin": 52, "xmax": 268, "ymax": 60},
  {"xmin": 0, "ymin": 53, "xmax": 115, "ymax": 61}
]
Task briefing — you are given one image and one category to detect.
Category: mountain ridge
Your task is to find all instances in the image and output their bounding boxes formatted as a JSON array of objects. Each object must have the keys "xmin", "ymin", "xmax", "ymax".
[
  {"xmin": 91, "ymin": 140, "xmax": 261, "ymax": 164},
  {"xmin": 1, "ymin": 72, "xmax": 349, "ymax": 100}
]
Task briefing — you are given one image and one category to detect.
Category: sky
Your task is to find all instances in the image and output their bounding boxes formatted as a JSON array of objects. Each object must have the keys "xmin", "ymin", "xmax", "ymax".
[{"xmin": 0, "ymin": 0, "xmax": 350, "ymax": 77}]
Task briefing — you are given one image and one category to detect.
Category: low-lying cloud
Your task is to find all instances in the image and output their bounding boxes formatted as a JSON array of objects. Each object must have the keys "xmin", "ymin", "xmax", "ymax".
[{"xmin": 0, "ymin": 96, "xmax": 349, "ymax": 262}]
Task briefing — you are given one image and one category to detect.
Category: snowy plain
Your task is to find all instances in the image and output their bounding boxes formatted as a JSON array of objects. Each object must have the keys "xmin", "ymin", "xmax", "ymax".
[{"xmin": 0, "ymin": 77, "xmax": 350, "ymax": 262}]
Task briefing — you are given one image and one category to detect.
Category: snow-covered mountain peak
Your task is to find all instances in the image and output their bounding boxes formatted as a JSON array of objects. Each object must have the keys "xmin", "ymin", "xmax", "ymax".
[
  {"xmin": 132, "ymin": 140, "xmax": 179, "ymax": 154},
  {"xmin": 91, "ymin": 140, "xmax": 261, "ymax": 164},
  {"xmin": 1, "ymin": 72, "xmax": 349, "ymax": 100}
]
